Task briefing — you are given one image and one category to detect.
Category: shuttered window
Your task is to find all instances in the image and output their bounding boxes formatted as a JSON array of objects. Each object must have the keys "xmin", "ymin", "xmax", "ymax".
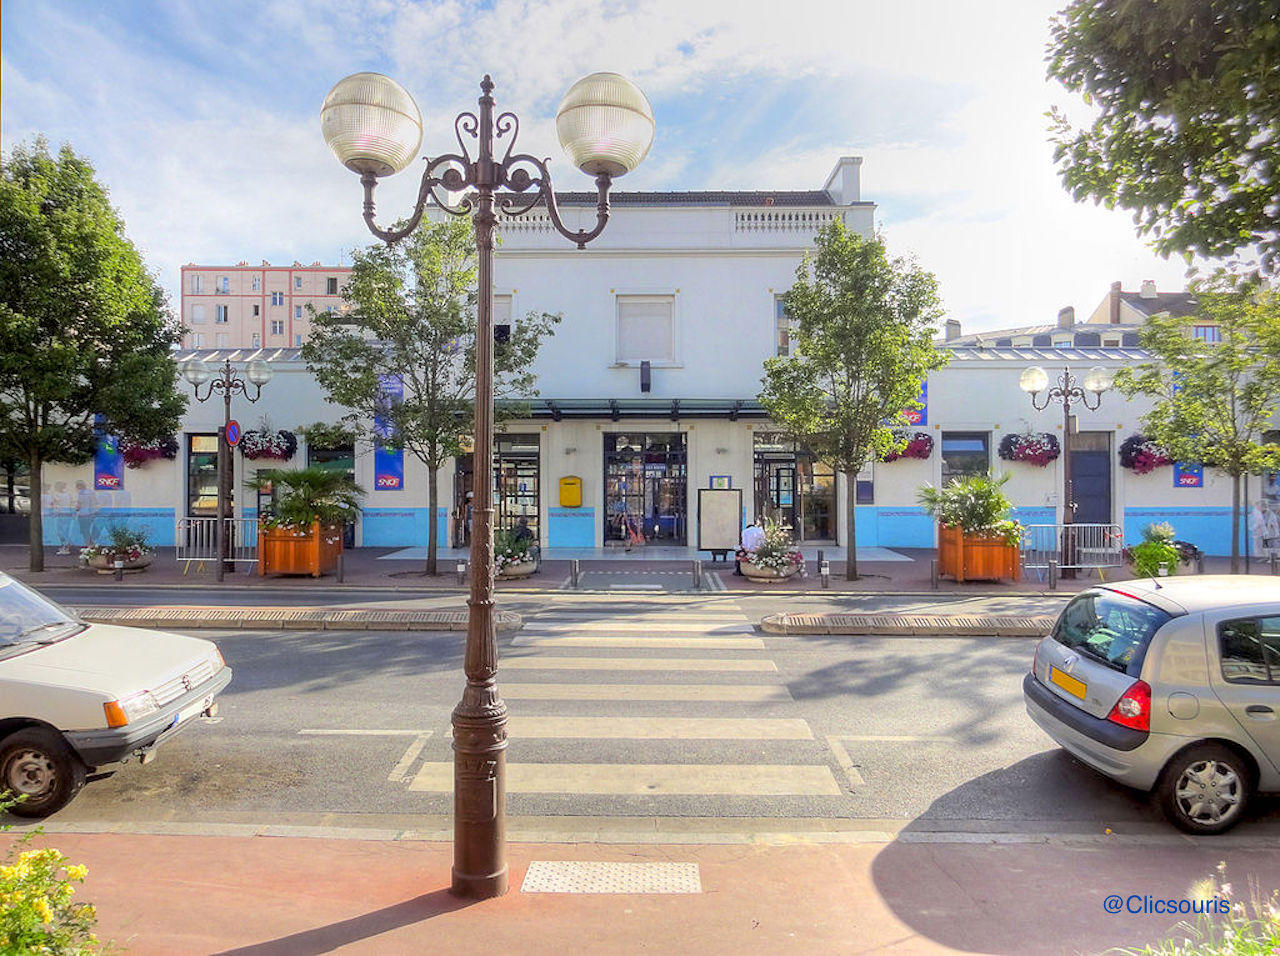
[{"xmin": 617, "ymin": 295, "xmax": 674, "ymax": 363}]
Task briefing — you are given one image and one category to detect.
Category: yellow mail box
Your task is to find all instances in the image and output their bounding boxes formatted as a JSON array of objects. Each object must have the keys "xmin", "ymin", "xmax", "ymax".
[{"xmin": 559, "ymin": 475, "xmax": 582, "ymax": 508}]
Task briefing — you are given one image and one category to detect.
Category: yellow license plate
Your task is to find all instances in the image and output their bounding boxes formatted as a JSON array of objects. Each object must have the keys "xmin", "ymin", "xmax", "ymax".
[{"xmin": 1049, "ymin": 665, "xmax": 1086, "ymax": 699}]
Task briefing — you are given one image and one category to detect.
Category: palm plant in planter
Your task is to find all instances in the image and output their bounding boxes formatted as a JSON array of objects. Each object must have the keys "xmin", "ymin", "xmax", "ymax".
[
  {"xmin": 918, "ymin": 474, "xmax": 1023, "ymax": 582},
  {"xmin": 248, "ymin": 466, "xmax": 364, "ymax": 577}
]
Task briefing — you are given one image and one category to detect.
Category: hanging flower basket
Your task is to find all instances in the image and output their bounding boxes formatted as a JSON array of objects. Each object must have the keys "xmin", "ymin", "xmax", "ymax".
[
  {"xmin": 119, "ymin": 436, "xmax": 179, "ymax": 468},
  {"xmin": 882, "ymin": 431, "xmax": 934, "ymax": 462},
  {"xmin": 240, "ymin": 429, "xmax": 298, "ymax": 461},
  {"xmin": 998, "ymin": 432, "xmax": 1060, "ymax": 467},
  {"xmin": 1119, "ymin": 434, "xmax": 1173, "ymax": 474}
]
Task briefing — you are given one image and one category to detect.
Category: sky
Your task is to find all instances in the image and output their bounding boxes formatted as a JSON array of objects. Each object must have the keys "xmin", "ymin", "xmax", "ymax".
[{"xmin": 1, "ymin": 0, "xmax": 1198, "ymax": 336}]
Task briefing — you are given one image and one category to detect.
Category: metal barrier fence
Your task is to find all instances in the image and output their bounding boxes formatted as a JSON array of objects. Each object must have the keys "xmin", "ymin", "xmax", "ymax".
[
  {"xmin": 1021, "ymin": 523, "xmax": 1124, "ymax": 578},
  {"xmin": 175, "ymin": 517, "xmax": 259, "ymax": 571}
]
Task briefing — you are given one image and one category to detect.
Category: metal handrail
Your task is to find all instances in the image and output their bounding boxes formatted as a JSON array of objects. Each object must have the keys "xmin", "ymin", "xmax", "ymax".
[
  {"xmin": 1021, "ymin": 523, "xmax": 1124, "ymax": 572},
  {"xmin": 175, "ymin": 517, "xmax": 259, "ymax": 571}
]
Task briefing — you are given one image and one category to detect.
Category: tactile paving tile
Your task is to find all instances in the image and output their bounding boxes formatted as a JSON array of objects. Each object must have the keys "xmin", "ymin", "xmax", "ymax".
[{"xmin": 521, "ymin": 861, "xmax": 701, "ymax": 894}]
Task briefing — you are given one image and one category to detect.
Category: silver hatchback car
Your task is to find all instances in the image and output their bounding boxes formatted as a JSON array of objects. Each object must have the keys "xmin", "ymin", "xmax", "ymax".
[{"xmin": 1024, "ymin": 575, "xmax": 1280, "ymax": 834}]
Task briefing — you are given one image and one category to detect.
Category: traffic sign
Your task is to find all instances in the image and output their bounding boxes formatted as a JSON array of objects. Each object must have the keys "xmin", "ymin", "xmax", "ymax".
[{"xmin": 226, "ymin": 419, "xmax": 241, "ymax": 446}]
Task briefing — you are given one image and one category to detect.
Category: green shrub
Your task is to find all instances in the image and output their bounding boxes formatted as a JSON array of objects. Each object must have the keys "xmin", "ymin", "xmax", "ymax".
[
  {"xmin": 1117, "ymin": 863, "xmax": 1280, "ymax": 955},
  {"xmin": 1129, "ymin": 522, "xmax": 1183, "ymax": 577}
]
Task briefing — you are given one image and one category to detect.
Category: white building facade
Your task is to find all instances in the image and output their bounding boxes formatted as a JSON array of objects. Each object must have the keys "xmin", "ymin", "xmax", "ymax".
[{"xmin": 39, "ymin": 159, "xmax": 1270, "ymax": 557}]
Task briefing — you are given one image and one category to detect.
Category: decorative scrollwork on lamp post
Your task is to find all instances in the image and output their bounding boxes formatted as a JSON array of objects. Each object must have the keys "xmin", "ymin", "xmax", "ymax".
[
  {"xmin": 1020, "ymin": 365, "xmax": 1112, "ymax": 578},
  {"xmin": 181, "ymin": 358, "xmax": 273, "ymax": 582},
  {"xmin": 321, "ymin": 70, "xmax": 654, "ymax": 899}
]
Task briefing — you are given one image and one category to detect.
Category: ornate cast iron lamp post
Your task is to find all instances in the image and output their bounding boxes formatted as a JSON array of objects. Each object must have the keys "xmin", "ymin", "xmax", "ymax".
[
  {"xmin": 181, "ymin": 357, "xmax": 273, "ymax": 582},
  {"xmin": 320, "ymin": 71, "xmax": 654, "ymax": 899},
  {"xmin": 1020, "ymin": 364, "xmax": 1112, "ymax": 578}
]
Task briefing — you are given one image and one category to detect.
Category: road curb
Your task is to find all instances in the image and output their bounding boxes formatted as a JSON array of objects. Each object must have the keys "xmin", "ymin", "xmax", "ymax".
[
  {"xmin": 72, "ymin": 606, "xmax": 524, "ymax": 632},
  {"xmin": 760, "ymin": 612, "xmax": 1056, "ymax": 637}
]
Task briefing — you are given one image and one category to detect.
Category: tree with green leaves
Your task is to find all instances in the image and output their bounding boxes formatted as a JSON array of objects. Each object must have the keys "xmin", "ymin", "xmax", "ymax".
[
  {"xmin": 759, "ymin": 221, "xmax": 949, "ymax": 579},
  {"xmin": 301, "ymin": 219, "xmax": 559, "ymax": 575},
  {"xmin": 1115, "ymin": 269, "xmax": 1280, "ymax": 572},
  {"xmin": 0, "ymin": 138, "xmax": 185, "ymax": 571},
  {"xmin": 1048, "ymin": 0, "xmax": 1280, "ymax": 269}
]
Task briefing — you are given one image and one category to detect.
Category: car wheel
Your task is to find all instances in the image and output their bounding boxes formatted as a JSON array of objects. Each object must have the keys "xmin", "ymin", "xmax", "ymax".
[
  {"xmin": 1157, "ymin": 743, "xmax": 1251, "ymax": 835},
  {"xmin": 0, "ymin": 728, "xmax": 87, "ymax": 818}
]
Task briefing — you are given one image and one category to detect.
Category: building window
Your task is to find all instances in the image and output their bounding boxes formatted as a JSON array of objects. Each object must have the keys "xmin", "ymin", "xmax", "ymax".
[
  {"xmin": 856, "ymin": 463, "xmax": 874, "ymax": 504},
  {"xmin": 252, "ymin": 304, "xmax": 260, "ymax": 317},
  {"xmin": 251, "ymin": 333, "xmax": 261, "ymax": 348},
  {"xmin": 270, "ymin": 320, "xmax": 284, "ymax": 336},
  {"xmin": 327, "ymin": 277, "xmax": 339, "ymax": 295},
  {"xmin": 941, "ymin": 431, "xmax": 990, "ymax": 483},
  {"xmin": 215, "ymin": 333, "xmax": 229, "ymax": 347},
  {"xmin": 215, "ymin": 305, "xmax": 229, "ymax": 324},
  {"xmin": 191, "ymin": 304, "xmax": 206, "ymax": 325},
  {"xmin": 616, "ymin": 295, "xmax": 675, "ymax": 363},
  {"xmin": 216, "ymin": 275, "xmax": 229, "ymax": 294},
  {"xmin": 295, "ymin": 276, "xmax": 303, "ymax": 290},
  {"xmin": 252, "ymin": 275, "xmax": 261, "ymax": 292},
  {"xmin": 271, "ymin": 292, "xmax": 284, "ymax": 306},
  {"xmin": 191, "ymin": 275, "xmax": 203, "ymax": 294},
  {"xmin": 191, "ymin": 332, "xmax": 204, "ymax": 347},
  {"xmin": 295, "ymin": 333, "xmax": 303, "ymax": 346},
  {"xmin": 775, "ymin": 295, "xmax": 794, "ymax": 357},
  {"xmin": 294, "ymin": 305, "xmax": 303, "ymax": 319},
  {"xmin": 1193, "ymin": 324, "xmax": 1222, "ymax": 343},
  {"xmin": 187, "ymin": 434, "xmax": 219, "ymax": 517}
]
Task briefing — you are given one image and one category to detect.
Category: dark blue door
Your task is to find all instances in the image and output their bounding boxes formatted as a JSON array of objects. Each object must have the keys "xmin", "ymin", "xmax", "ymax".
[{"xmin": 1072, "ymin": 449, "xmax": 1111, "ymax": 523}]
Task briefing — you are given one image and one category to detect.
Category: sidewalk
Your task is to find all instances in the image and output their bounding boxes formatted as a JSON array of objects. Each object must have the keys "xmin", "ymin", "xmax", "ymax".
[{"xmin": 3, "ymin": 829, "xmax": 1273, "ymax": 954}]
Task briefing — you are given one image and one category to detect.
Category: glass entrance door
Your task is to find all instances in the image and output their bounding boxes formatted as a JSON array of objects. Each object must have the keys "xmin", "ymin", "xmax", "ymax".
[
  {"xmin": 453, "ymin": 434, "xmax": 541, "ymax": 547},
  {"xmin": 604, "ymin": 433, "xmax": 687, "ymax": 545},
  {"xmin": 753, "ymin": 432, "xmax": 836, "ymax": 543}
]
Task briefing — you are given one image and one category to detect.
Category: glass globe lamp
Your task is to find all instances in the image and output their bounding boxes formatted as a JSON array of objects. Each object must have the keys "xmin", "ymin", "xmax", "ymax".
[
  {"xmin": 181, "ymin": 359, "xmax": 211, "ymax": 386},
  {"xmin": 246, "ymin": 360, "xmax": 273, "ymax": 386},
  {"xmin": 556, "ymin": 72, "xmax": 654, "ymax": 177},
  {"xmin": 1019, "ymin": 366, "xmax": 1049, "ymax": 395},
  {"xmin": 321, "ymin": 72, "xmax": 423, "ymax": 177},
  {"xmin": 1083, "ymin": 366, "xmax": 1113, "ymax": 394}
]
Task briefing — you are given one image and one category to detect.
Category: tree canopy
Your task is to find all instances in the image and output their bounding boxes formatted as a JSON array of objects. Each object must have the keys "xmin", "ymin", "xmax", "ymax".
[
  {"xmin": 300, "ymin": 218, "xmax": 559, "ymax": 574},
  {"xmin": 0, "ymin": 138, "xmax": 185, "ymax": 570},
  {"xmin": 1048, "ymin": 0, "xmax": 1280, "ymax": 270},
  {"xmin": 759, "ymin": 220, "xmax": 948, "ymax": 579},
  {"xmin": 1115, "ymin": 269, "xmax": 1280, "ymax": 570}
]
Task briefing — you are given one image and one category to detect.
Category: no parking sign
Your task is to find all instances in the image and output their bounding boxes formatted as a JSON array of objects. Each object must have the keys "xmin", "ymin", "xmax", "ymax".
[{"xmin": 226, "ymin": 419, "xmax": 241, "ymax": 447}]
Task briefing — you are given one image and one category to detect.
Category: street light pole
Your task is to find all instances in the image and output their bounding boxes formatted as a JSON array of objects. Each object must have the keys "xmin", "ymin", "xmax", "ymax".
[
  {"xmin": 182, "ymin": 357, "xmax": 273, "ymax": 582},
  {"xmin": 1020, "ymin": 365, "xmax": 1112, "ymax": 579},
  {"xmin": 321, "ymin": 71, "xmax": 654, "ymax": 899}
]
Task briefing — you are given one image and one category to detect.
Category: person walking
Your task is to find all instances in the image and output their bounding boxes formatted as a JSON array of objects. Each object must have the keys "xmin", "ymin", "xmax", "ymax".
[
  {"xmin": 50, "ymin": 481, "xmax": 74, "ymax": 554},
  {"xmin": 75, "ymin": 480, "xmax": 98, "ymax": 548}
]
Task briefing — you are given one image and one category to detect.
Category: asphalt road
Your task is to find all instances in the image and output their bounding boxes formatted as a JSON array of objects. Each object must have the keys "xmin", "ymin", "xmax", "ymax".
[{"xmin": 33, "ymin": 594, "xmax": 1280, "ymax": 841}]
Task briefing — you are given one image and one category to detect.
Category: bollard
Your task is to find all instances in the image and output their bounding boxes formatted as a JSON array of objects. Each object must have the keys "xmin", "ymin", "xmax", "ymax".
[
  {"xmin": 1048, "ymin": 559, "xmax": 1058, "ymax": 590},
  {"xmin": 337, "ymin": 552, "xmax": 345, "ymax": 583},
  {"xmin": 1272, "ymin": 552, "xmax": 1278, "ymax": 576},
  {"xmin": 819, "ymin": 560, "xmax": 830, "ymax": 589},
  {"xmin": 570, "ymin": 559, "xmax": 580, "ymax": 589},
  {"xmin": 817, "ymin": 549, "xmax": 825, "ymax": 568},
  {"xmin": 113, "ymin": 558, "xmax": 124, "ymax": 582},
  {"xmin": 930, "ymin": 558, "xmax": 939, "ymax": 591},
  {"xmin": 692, "ymin": 560, "xmax": 702, "ymax": 590},
  {"xmin": 456, "ymin": 560, "xmax": 467, "ymax": 586}
]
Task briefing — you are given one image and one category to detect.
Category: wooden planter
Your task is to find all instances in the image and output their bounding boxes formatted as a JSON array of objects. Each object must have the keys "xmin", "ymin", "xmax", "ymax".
[
  {"xmin": 741, "ymin": 561, "xmax": 800, "ymax": 583},
  {"xmin": 937, "ymin": 524, "xmax": 1020, "ymax": 582},
  {"xmin": 259, "ymin": 521, "xmax": 343, "ymax": 578}
]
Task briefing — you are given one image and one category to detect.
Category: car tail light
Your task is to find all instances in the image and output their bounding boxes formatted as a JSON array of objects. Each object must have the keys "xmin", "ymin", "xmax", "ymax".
[{"xmin": 1107, "ymin": 679, "xmax": 1151, "ymax": 732}]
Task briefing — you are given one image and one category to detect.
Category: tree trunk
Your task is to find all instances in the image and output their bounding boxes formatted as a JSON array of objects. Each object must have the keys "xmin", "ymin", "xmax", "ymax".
[
  {"xmin": 426, "ymin": 464, "xmax": 439, "ymax": 576},
  {"xmin": 845, "ymin": 469, "xmax": 858, "ymax": 580},
  {"xmin": 1231, "ymin": 473, "xmax": 1241, "ymax": 574},
  {"xmin": 27, "ymin": 452, "xmax": 44, "ymax": 573}
]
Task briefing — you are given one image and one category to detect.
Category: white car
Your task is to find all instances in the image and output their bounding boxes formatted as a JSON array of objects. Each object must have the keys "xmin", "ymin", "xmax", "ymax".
[{"xmin": 0, "ymin": 572, "xmax": 231, "ymax": 817}]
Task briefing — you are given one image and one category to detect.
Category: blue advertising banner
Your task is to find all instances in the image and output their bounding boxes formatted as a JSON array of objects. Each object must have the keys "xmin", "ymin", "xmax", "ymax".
[
  {"xmin": 902, "ymin": 381, "xmax": 928, "ymax": 426},
  {"xmin": 374, "ymin": 376, "xmax": 404, "ymax": 491},
  {"xmin": 1174, "ymin": 462, "xmax": 1204, "ymax": 488},
  {"xmin": 94, "ymin": 434, "xmax": 123, "ymax": 491}
]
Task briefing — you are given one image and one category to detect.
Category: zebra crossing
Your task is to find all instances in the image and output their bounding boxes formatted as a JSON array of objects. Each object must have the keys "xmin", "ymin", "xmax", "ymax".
[{"xmin": 403, "ymin": 599, "xmax": 845, "ymax": 809}]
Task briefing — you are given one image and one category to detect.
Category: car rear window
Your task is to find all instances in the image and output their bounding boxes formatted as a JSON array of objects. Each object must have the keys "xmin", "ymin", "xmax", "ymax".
[{"xmin": 1052, "ymin": 590, "xmax": 1172, "ymax": 676}]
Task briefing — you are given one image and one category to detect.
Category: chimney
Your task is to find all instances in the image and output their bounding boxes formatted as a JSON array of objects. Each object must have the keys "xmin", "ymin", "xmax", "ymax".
[
  {"xmin": 822, "ymin": 156, "xmax": 863, "ymax": 205},
  {"xmin": 1140, "ymin": 279, "xmax": 1157, "ymax": 299},
  {"xmin": 944, "ymin": 319, "xmax": 961, "ymax": 341},
  {"xmin": 1057, "ymin": 306, "xmax": 1075, "ymax": 329},
  {"xmin": 1109, "ymin": 280, "xmax": 1122, "ymax": 324}
]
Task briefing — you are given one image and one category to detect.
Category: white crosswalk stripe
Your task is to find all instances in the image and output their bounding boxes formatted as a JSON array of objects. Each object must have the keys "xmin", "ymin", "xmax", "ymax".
[{"xmin": 405, "ymin": 603, "xmax": 842, "ymax": 800}]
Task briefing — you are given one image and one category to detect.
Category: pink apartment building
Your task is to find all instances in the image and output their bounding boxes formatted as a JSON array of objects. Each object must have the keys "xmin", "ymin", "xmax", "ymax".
[{"xmin": 179, "ymin": 261, "xmax": 351, "ymax": 349}]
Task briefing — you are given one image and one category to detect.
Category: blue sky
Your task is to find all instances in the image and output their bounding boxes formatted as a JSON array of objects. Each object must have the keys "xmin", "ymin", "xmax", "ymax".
[{"xmin": 2, "ymin": 0, "xmax": 1196, "ymax": 334}]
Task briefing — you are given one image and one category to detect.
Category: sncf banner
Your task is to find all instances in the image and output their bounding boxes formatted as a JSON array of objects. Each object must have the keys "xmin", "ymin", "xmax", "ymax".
[
  {"xmin": 94, "ymin": 434, "xmax": 123, "ymax": 491},
  {"xmin": 374, "ymin": 376, "xmax": 404, "ymax": 491}
]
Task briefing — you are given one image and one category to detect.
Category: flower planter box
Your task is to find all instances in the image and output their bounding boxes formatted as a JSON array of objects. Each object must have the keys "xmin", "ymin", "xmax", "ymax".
[
  {"xmin": 498, "ymin": 559, "xmax": 538, "ymax": 580},
  {"xmin": 741, "ymin": 561, "xmax": 800, "ymax": 583},
  {"xmin": 259, "ymin": 521, "xmax": 342, "ymax": 577},
  {"xmin": 86, "ymin": 553, "xmax": 153, "ymax": 574},
  {"xmin": 937, "ymin": 524, "xmax": 1020, "ymax": 582}
]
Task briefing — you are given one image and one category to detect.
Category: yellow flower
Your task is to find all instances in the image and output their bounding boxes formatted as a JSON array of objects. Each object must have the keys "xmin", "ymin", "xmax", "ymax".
[
  {"xmin": 33, "ymin": 897, "xmax": 54, "ymax": 923},
  {"xmin": 65, "ymin": 864, "xmax": 88, "ymax": 881}
]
